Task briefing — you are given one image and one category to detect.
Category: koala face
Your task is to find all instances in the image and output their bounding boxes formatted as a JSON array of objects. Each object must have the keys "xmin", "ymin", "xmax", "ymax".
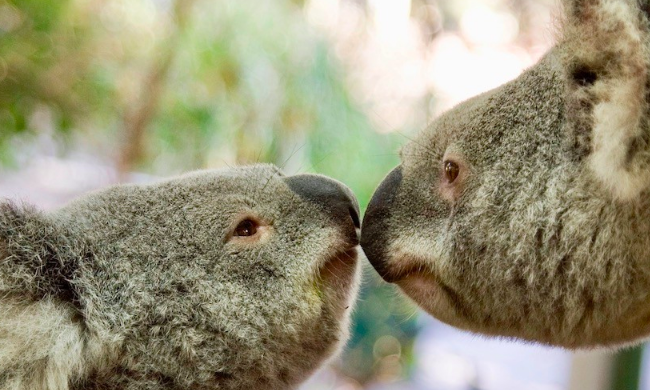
[
  {"xmin": 0, "ymin": 164, "xmax": 360, "ymax": 389},
  {"xmin": 362, "ymin": 1, "xmax": 650, "ymax": 348}
]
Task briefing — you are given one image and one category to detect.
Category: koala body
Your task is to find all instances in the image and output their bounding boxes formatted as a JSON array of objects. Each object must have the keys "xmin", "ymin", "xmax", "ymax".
[
  {"xmin": 0, "ymin": 164, "xmax": 361, "ymax": 389},
  {"xmin": 361, "ymin": 0, "xmax": 650, "ymax": 348}
]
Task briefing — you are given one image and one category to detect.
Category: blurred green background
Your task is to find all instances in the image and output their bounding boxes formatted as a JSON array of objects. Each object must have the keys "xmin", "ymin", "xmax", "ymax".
[{"xmin": 1, "ymin": 0, "xmax": 644, "ymax": 389}]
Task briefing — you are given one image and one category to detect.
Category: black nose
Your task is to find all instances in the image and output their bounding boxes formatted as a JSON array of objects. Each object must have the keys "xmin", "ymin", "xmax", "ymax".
[
  {"xmin": 285, "ymin": 174, "xmax": 360, "ymax": 232},
  {"xmin": 360, "ymin": 166, "xmax": 402, "ymax": 282}
]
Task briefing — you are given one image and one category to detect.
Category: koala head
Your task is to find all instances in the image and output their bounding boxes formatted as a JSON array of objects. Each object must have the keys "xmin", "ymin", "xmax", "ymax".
[
  {"xmin": 0, "ymin": 164, "xmax": 360, "ymax": 389},
  {"xmin": 362, "ymin": 0, "xmax": 650, "ymax": 349}
]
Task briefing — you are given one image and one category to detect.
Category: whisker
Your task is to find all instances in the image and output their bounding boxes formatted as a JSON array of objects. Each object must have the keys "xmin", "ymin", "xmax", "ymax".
[{"xmin": 279, "ymin": 142, "xmax": 307, "ymax": 173}]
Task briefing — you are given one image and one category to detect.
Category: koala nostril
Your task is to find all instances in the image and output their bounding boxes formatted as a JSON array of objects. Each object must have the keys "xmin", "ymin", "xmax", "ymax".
[{"xmin": 349, "ymin": 206, "xmax": 360, "ymax": 229}]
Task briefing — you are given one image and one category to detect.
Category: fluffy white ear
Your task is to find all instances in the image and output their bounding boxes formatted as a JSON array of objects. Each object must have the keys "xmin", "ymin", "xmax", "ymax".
[
  {"xmin": 563, "ymin": 0, "xmax": 650, "ymax": 201},
  {"xmin": 0, "ymin": 298, "xmax": 88, "ymax": 390},
  {"xmin": 0, "ymin": 203, "xmax": 115, "ymax": 389}
]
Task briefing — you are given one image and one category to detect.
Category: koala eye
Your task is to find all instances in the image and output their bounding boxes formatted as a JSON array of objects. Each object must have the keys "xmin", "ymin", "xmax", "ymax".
[
  {"xmin": 234, "ymin": 219, "xmax": 258, "ymax": 237},
  {"xmin": 444, "ymin": 160, "xmax": 460, "ymax": 183}
]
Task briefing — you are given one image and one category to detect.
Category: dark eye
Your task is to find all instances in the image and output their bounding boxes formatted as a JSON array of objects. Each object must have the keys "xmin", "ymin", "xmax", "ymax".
[
  {"xmin": 444, "ymin": 160, "xmax": 460, "ymax": 183},
  {"xmin": 234, "ymin": 219, "xmax": 258, "ymax": 237}
]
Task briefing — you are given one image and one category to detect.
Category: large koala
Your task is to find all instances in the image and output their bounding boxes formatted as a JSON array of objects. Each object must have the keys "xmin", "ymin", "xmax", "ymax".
[
  {"xmin": 361, "ymin": 0, "xmax": 650, "ymax": 348},
  {"xmin": 0, "ymin": 164, "xmax": 361, "ymax": 389}
]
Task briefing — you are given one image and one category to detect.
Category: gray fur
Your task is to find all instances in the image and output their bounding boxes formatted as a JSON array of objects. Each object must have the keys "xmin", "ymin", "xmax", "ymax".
[
  {"xmin": 361, "ymin": 0, "xmax": 650, "ymax": 348},
  {"xmin": 0, "ymin": 164, "xmax": 360, "ymax": 389}
]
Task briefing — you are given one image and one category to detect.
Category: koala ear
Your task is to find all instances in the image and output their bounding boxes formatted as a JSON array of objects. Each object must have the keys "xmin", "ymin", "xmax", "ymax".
[
  {"xmin": 0, "ymin": 202, "xmax": 82, "ymax": 303},
  {"xmin": 563, "ymin": 0, "xmax": 650, "ymax": 201}
]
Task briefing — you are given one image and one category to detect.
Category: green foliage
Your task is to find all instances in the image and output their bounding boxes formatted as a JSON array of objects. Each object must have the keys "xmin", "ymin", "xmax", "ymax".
[
  {"xmin": 343, "ymin": 268, "xmax": 421, "ymax": 382},
  {"xmin": 0, "ymin": 0, "xmax": 100, "ymax": 161}
]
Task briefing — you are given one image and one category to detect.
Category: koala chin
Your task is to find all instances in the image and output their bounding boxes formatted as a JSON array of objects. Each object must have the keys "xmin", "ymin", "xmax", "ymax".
[
  {"xmin": 362, "ymin": 0, "xmax": 650, "ymax": 349},
  {"xmin": 0, "ymin": 164, "xmax": 361, "ymax": 390}
]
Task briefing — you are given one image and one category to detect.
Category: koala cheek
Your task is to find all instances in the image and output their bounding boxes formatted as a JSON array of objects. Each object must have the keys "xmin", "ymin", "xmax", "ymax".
[{"xmin": 439, "ymin": 182, "xmax": 462, "ymax": 204}]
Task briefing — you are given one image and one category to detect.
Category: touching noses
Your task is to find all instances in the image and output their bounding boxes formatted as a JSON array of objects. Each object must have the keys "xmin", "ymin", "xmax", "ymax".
[{"xmin": 360, "ymin": 166, "xmax": 402, "ymax": 282}]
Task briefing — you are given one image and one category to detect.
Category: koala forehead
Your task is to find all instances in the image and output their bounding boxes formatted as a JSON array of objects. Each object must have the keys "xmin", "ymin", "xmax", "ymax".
[
  {"xmin": 56, "ymin": 164, "xmax": 345, "ymax": 282},
  {"xmin": 402, "ymin": 51, "xmax": 567, "ymax": 173},
  {"xmin": 64, "ymin": 164, "xmax": 303, "ymax": 230},
  {"xmin": 149, "ymin": 163, "xmax": 289, "ymax": 205}
]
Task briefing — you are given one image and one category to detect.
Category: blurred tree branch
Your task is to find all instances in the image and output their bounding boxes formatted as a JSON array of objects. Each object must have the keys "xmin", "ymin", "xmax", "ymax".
[{"xmin": 117, "ymin": 0, "xmax": 195, "ymax": 176}]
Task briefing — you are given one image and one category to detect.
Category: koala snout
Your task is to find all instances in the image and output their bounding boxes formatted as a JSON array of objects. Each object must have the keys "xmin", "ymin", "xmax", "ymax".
[
  {"xmin": 284, "ymin": 174, "xmax": 360, "ymax": 243},
  {"xmin": 360, "ymin": 166, "xmax": 402, "ymax": 282}
]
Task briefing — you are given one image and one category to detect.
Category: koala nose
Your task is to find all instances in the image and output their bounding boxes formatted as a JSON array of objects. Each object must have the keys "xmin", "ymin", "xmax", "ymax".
[
  {"xmin": 360, "ymin": 166, "xmax": 402, "ymax": 282},
  {"xmin": 285, "ymin": 174, "xmax": 360, "ymax": 236}
]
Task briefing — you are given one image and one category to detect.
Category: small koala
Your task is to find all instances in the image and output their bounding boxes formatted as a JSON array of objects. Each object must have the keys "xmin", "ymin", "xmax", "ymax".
[
  {"xmin": 0, "ymin": 164, "xmax": 361, "ymax": 389},
  {"xmin": 361, "ymin": 0, "xmax": 650, "ymax": 349}
]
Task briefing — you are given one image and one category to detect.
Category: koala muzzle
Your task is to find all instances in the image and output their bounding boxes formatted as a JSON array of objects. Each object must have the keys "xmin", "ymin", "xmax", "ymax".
[
  {"xmin": 285, "ymin": 174, "xmax": 360, "ymax": 244},
  {"xmin": 360, "ymin": 166, "xmax": 402, "ymax": 282}
]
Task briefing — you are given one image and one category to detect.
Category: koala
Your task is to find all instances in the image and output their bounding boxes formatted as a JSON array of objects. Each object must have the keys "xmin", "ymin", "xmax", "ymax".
[
  {"xmin": 361, "ymin": 0, "xmax": 650, "ymax": 349},
  {"xmin": 0, "ymin": 164, "xmax": 361, "ymax": 389}
]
